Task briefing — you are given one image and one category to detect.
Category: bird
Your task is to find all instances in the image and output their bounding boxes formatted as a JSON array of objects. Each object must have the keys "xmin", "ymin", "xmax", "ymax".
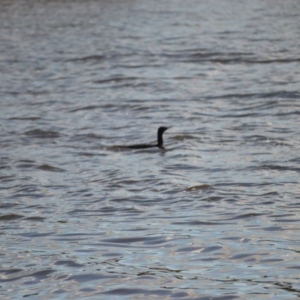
[{"xmin": 121, "ymin": 126, "xmax": 170, "ymax": 149}]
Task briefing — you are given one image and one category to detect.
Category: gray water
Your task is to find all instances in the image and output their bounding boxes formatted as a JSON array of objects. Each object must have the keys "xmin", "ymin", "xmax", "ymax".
[{"xmin": 1, "ymin": 0, "xmax": 300, "ymax": 299}]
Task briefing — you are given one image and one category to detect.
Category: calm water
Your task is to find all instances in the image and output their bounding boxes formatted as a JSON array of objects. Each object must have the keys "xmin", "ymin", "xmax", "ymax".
[{"xmin": 1, "ymin": 0, "xmax": 300, "ymax": 299}]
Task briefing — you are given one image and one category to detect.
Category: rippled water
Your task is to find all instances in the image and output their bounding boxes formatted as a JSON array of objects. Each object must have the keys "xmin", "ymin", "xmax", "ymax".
[{"xmin": 1, "ymin": 0, "xmax": 300, "ymax": 299}]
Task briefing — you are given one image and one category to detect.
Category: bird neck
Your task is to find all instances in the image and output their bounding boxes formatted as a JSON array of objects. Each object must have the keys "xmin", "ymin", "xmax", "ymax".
[{"xmin": 157, "ymin": 132, "xmax": 163, "ymax": 148}]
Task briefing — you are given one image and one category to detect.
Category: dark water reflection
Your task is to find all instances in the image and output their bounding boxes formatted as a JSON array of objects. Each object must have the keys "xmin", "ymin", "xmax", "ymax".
[{"xmin": 1, "ymin": 0, "xmax": 300, "ymax": 299}]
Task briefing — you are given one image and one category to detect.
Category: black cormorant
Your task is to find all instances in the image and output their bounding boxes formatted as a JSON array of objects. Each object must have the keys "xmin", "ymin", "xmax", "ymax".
[{"xmin": 123, "ymin": 126, "xmax": 170, "ymax": 149}]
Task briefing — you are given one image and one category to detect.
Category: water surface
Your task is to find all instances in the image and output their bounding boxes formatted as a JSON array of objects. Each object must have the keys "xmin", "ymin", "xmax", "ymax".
[{"xmin": 1, "ymin": 0, "xmax": 300, "ymax": 299}]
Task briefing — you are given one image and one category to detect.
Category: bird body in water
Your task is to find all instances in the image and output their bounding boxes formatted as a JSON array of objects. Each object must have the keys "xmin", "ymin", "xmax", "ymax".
[{"xmin": 122, "ymin": 127, "xmax": 170, "ymax": 149}]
